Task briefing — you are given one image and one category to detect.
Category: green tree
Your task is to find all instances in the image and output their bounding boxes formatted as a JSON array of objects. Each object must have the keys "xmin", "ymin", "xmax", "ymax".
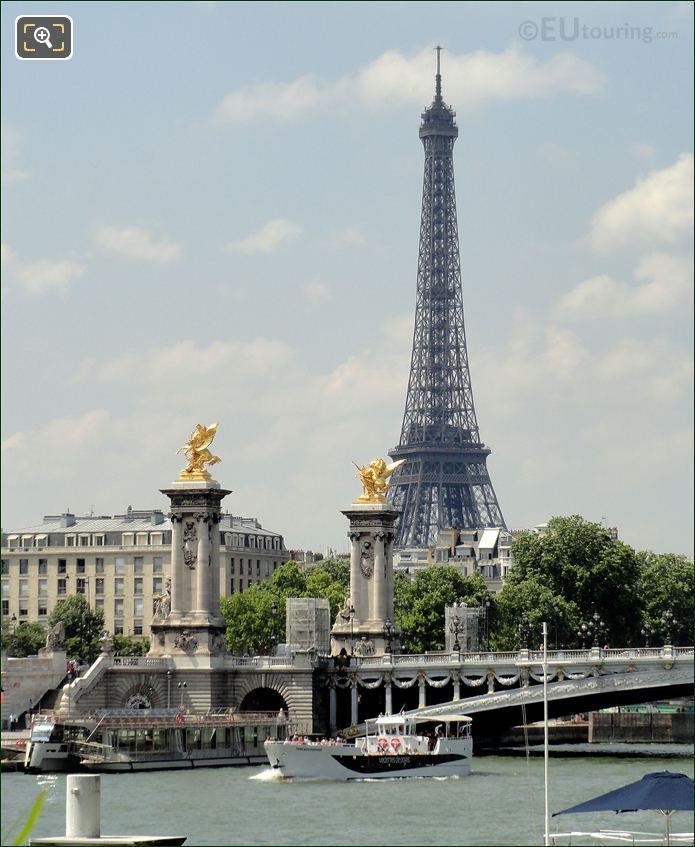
[
  {"xmin": 220, "ymin": 586, "xmax": 284, "ymax": 655},
  {"xmin": 491, "ymin": 575, "xmax": 579, "ymax": 650},
  {"xmin": 112, "ymin": 635, "xmax": 149, "ymax": 657},
  {"xmin": 509, "ymin": 516, "xmax": 642, "ymax": 646},
  {"xmin": 636, "ymin": 551, "xmax": 693, "ymax": 645},
  {"xmin": 270, "ymin": 562, "xmax": 307, "ymax": 596},
  {"xmin": 48, "ymin": 595, "xmax": 104, "ymax": 663},
  {"xmin": 396, "ymin": 566, "xmax": 490, "ymax": 653},
  {"xmin": 1, "ymin": 621, "xmax": 47, "ymax": 657}
]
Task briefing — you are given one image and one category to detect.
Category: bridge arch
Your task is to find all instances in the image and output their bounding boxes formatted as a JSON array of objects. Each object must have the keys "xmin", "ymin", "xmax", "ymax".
[
  {"xmin": 234, "ymin": 671, "xmax": 313, "ymax": 733},
  {"xmin": 239, "ymin": 687, "xmax": 288, "ymax": 713}
]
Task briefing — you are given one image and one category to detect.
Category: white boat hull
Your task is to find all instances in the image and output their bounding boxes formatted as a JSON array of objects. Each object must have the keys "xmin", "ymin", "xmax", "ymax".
[{"xmin": 265, "ymin": 739, "xmax": 472, "ymax": 780}]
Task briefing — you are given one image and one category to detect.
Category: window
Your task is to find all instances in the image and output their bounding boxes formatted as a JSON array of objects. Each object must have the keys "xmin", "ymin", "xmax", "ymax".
[
  {"xmin": 114, "ymin": 620, "xmax": 124, "ymax": 635},
  {"xmin": 19, "ymin": 580, "xmax": 29, "ymax": 596},
  {"xmin": 122, "ymin": 533, "xmax": 134, "ymax": 546},
  {"xmin": 57, "ymin": 579, "xmax": 67, "ymax": 595},
  {"xmin": 230, "ymin": 559, "xmax": 235, "ymax": 575},
  {"xmin": 38, "ymin": 603, "xmax": 48, "ymax": 617},
  {"xmin": 153, "ymin": 556, "xmax": 163, "ymax": 574},
  {"xmin": 114, "ymin": 578, "xmax": 124, "ymax": 595},
  {"xmin": 153, "ymin": 577, "xmax": 163, "ymax": 595},
  {"xmin": 151, "ymin": 532, "xmax": 163, "ymax": 546},
  {"xmin": 134, "ymin": 556, "xmax": 144, "ymax": 575},
  {"xmin": 77, "ymin": 558, "xmax": 86, "ymax": 574},
  {"xmin": 256, "ymin": 560, "xmax": 260, "ymax": 575},
  {"xmin": 38, "ymin": 579, "xmax": 48, "ymax": 596},
  {"xmin": 8, "ymin": 537, "xmax": 19, "ymax": 548},
  {"xmin": 18, "ymin": 601, "xmax": 28, "ymax": 617},
  {"xmin": 134, "ymin": 597, "xmax": 143, "ymax": 617},
  {"xmin": 76, "ymin": 578, "xmax": 87, "ymax": 594},
  {"xmin": 264, "ymin": 562, "xmax": 270, "ymax": 578},
  {"xmin": 230, "ymin": 582, "xmax": 235, "ymax": 594},
  {"xmin": 134, "ymin": 578, "xmax": 143, "ymax": 595},
  {"xmin": 115, "ymin": 558, "xmax": 125, "ymax": 575},
  {"xmin": 247, "ymin": 561, "xmax": 252, "ymax": 575},
  {"xmin": 58, "ymin": 559, "xmax": 67, "ymax": 574},
  {"xmin": 95, "ymin": 598, "xmax": 104, "ymax": 609},
  {"xmin": 38, "ymin": 558, "xmax": 48, "ymax": 575},
  {"xmin": 19, "ymin": 559, "xmax": 29, "ymax": 575},
  {"xmin": 136, "ymin": 533, "xmax": 149, "ymax": 546},
  {"xmin": 22, "ymin": 535, "xmax": 33, "ymax": 547},
  {"xmin": 66, "ymin": 536, "xmax": 75, "ymax": 547},
  {"xmin": 2, "ymin": 599, "xmax": 8, "ymax": 616},
  {"xmin": 114, "ymin": 599, "xmax": 124, "ymax": 617},
  {"xmin": 133, "ymin": 621, "xmax": 143, "ymax": 636},
  {"xmin": 94, "ymin": 536, "xmax": 104, "ymax": 546},
  {"xmin": 1, "ymin": 559, "xmax": 8, "ymax": 575},
  {"xmin": 79, "ymin": 536, "xmax": 90, "ymax": 547},
  {"xmin": 95, "ymin": 578, "xmax": 104, "ymax": 595},
  {"xmin": 249, "ymin": 537, "xmax": 256, "ymax": 548}
]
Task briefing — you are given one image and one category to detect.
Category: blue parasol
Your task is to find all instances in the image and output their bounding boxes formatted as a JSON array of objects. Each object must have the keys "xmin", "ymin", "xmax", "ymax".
[{"xmin": 554, "ymin": 771, "xmax": 694, "ymax": 845}]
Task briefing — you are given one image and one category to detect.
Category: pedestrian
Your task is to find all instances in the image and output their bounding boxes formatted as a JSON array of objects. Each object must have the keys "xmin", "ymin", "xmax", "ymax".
[{"xmin": 9, "ymin": 712, "xmax": 17, "ymax": 731}]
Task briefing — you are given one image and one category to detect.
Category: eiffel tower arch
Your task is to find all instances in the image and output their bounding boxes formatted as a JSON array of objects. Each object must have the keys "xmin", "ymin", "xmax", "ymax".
[{"xmin": 389, "ymin": 50, "xmax": 505, "ymax": 548}]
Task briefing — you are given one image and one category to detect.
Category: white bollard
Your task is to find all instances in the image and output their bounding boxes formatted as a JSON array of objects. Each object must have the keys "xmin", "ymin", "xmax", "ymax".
[{"xmin": 66, "ymin": 774, "xmax": 101, "ymax": 839}]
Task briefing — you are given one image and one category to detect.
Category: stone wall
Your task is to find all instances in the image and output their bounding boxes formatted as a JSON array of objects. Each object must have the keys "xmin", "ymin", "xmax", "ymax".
[
  {"xmin": 589, "ymin": 710, "xmax": 693, "ymax": 743},
  {"xmin": 1, "ymin": 650, "xmax": 67, "ymax": 727}
]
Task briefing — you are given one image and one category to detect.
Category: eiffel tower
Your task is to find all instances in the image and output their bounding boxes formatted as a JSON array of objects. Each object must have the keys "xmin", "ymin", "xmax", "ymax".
[{"xmin": 389, "ymin": 49, "xmax": 506, "ymax": 548}]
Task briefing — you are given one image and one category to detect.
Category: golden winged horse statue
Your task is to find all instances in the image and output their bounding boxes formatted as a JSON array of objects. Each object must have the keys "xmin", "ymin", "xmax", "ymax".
[{"xmin": 176, "ymin": 422, "xmax": 222, "ymax": 481}]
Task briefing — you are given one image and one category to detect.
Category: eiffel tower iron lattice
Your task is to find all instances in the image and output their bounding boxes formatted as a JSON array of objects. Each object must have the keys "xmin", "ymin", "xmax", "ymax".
[{"xmin": 389, "ymin": 50, "xmax": 506, "ymax": 548}]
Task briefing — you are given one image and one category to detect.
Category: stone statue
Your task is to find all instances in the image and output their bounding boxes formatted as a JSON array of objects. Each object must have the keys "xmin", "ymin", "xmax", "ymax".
[
  {"xmin": 176, "ymin": 422, "xmax": 222, "ymax": 481},
  {"xmin": 354, "ymin": 636, "xmax": 375, "ymax": 656},
  {"xmin": 41, "ymin": 621, "xmax": 65, "ymax": 652},
  {"xmin": 174, "ymin": 629, "xmax": 198, "ymax": 652},
  {"xmin": 153, "ymin": 578, "xmax": 172, "ymax": 619},
  {"xmin": 352, "ymin": 457, "xmax": 405, "ymax": 503},
  {"xmin": 99, "ymin": 630, "xmax": 113, "ymax": 657},
  {"xmin": 335, "ymin": 594, "xmax": 353, "ymax": 626}
]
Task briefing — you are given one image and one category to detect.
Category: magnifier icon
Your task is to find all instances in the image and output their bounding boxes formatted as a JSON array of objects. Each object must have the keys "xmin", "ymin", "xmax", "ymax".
[{"xmin": 34, "ymin": 26, "xmax": 53, "ymax": 49}]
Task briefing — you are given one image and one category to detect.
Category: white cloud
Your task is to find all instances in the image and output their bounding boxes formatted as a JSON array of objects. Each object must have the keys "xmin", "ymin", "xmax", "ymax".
[
  {"xmin": 589, "ymin": 154, "xmax": 694, "ymax": 252},
  {"xmin": 16, "ymin": 259, "xmax": 84, "ymax": 295},
  {"xmin": 95, "ymin": 225, "xmax": 182, "ymax": 264},
  {"xmin": 557, "ymin": 253, "xmax": 692, "ymax": 318},
  {"xmin": 216, "ymin": 47, "xmax": 604, "ymax": 123},
  {"xmin": 303, "ymin": 281, "xmax": 331, "ymax": 303},
  {"xmin": 1, "ymin": 243, "xmax": 15, "ymax": 267},
  {"xmin": 1, "ymin": 128, "xmax": 29, "ymax": 185},
  {"xmin": 225, "ymin": 219, "xmax": 302, "ymax": 254},
  {"xmin": 629, "ymin": 142, "xmax": 656, "ymax": 159},
  {"xmin": 331, "ymin": 226, "xmax": 367, "ymax": 246}
]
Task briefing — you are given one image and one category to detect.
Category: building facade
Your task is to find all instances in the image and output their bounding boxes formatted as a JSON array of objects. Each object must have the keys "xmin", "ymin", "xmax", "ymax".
[{"xmin": 1, "ymin": 508, "xmax": 289, "ymax": 638}]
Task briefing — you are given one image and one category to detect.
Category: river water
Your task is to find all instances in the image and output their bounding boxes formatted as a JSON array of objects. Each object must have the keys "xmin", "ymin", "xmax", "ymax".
[{"xmin": 2, "ymin": 747, "xmax": 692, "ymax": 846}]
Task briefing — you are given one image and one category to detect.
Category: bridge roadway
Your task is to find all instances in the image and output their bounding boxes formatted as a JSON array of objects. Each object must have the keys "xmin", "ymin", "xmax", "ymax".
[{"xmin": 335, "ymin": 646, "xmax": 694, "ymax": 738}]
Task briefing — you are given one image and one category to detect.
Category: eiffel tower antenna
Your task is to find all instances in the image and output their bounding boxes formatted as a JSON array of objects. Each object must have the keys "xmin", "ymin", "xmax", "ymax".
[{"xmin": 388, "ymin": 51, "xmax": 506, "ymax": 547}]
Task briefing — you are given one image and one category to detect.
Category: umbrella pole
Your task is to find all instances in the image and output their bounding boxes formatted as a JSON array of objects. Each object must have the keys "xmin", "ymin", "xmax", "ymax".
[
  {"xmin": 543, "ymin": 621, "xmax": 549, "ymax": 847},
  {"xmin": 665, "ymin": 810, "xmax": 672, "ymax": 847}
]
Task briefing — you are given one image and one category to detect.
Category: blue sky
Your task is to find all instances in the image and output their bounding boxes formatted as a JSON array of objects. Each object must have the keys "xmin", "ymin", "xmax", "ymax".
[{"xmin": 2, "ymin": 1, "xmax": 693, "ymax": 556}]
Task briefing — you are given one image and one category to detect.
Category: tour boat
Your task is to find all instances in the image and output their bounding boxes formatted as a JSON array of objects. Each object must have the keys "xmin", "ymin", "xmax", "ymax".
[
  {"xmin": 264, "ymin": 713, "xmax": 473, "ymax": 780},
  {"xmin": 24, "ymin": 709, "xmax": 287, "ymax": 773}
]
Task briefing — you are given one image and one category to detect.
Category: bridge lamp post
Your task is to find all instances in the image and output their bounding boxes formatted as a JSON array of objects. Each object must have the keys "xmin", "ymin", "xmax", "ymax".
[
  {"xmin": 518, "ymin": 613, "xmax": 531, "ymax": 650},
  {"xmin": 660, "ymin": 610, "xmax": 676, "ymax": 644},
  {"xmin": 640, "ymin": 621, "xmax": 656, "ymax": 647},
  {"xmin": 383, "ymin": 619, "xmax": 395, "ymax": 654},
  {"xmin": 270, "ymin": 600, "xmax": 278, "ymax": 656},
  {"xmin": 177, "ymin": 681, "xmax": 187, "ymax": 708},
  {"xmin": 449, "ymin": 608, "xmax": 463, "ymax": 653},
  {"xmin": 551, "ymin": 599, "xmax": 561, "ymax": 650},
  {"xmin": 590, "ymin": 612, "xmax": 605, "ymax": 648},
  {"xmin": 10, "ymin": 613, "xmax": 18, "ymax": 656},
  {"xmin": 576, "ymin": 622, "xmax": 590, "ymax": 649},
  {"xmin": 482, "ymin": 598, "xmax": 491, "ymax": 651}
]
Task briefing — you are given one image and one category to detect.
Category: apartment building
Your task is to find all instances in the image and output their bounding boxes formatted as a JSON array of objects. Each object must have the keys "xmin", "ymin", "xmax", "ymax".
[{"xmin": 1, "ymin": 508, "xmax": 289, "ymax": 637}]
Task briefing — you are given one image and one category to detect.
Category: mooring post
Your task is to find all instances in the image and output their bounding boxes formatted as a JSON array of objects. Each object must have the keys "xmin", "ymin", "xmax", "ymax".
[{"xmin": 66, "ymin": 774, "xmax": 101, "ymax": 839}]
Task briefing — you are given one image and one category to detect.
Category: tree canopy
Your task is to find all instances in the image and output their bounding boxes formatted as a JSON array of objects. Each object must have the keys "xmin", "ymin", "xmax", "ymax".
[
  {"xmin": 48, "ymin": 595, "xmax": 104, "ymax": 663},
  {"xmin": 1, "ymin": 621, "xmax": 47, "ymax": 657}
]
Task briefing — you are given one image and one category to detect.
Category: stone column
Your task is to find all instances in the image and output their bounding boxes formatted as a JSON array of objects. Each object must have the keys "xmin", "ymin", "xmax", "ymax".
[
  {"xmin": 209, "ymin": 515, "xmax": 221, "ymax": 618},
  {"xmin": 384, "ymin": 677, "xmax": 393, "ymax": 716},
  {"xmin": 195, "ymin": 513, "xmax": 211, "ymax": 617},
  {"xmin": 329, "ymin": 681, "xmax": 337, "ymax": 733},
  {"xmin": 349, "ymin": 533, "xmax": 362, "ymax": 623},
  {"xmin": 373, "ymin": 532, "xmax": 386, "ymax": 623},
  {"xmin": 350, "ymin": 678, "xmax": 359, "ymax": 728},
  {"xmin": 385, "ymin": 534, "xmax": 394, "ymax": 624},
  {"xmin": 418, "ymin": 673, "xmax": 426, "ymax": 709},
  {"xmin": 452, "ymin": 674, "xmax": 461, "ymax": 702},
  {"xmin": 169, "ymin": 515, "xmax": 184, "ymax": 618}
]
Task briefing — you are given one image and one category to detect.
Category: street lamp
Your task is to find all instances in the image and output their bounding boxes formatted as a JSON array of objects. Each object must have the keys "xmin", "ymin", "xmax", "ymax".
[
  {"xmin": 660, "ymin": 610, "xmax": 676, "ymax": 644},
  {"xmin": 177, "ymin": 681, "xmax": 187, "ymax": 708},
  {"xmin": 270, "ymin": 600, "xmax": 278, "ymax": 656},
  {"xmin": 10, "ymin": 613, "xmax": 18, "ymax": 656},
  {"xmin": 591, "ymin": 611, "xmax": 605, "ymax": 648},
  {"xmin": 482, "ymin": 598, "xmax": 491, "ymax": 651},
  {"xmin": 383, "ymin": 619, "xmax": 395, "ymax": 654},
  {"xmin": 576, "ymin": 622, "xmax": 590, "ymax": 649},
  {"xmin": 518, "ymin": 613, "xmax": 532, "ymax": 650},
  {"xmin": 450, "ymin": 605, "xmax": 464, "ymax": 652},
  {"xmin": 551, "ymin": 599, "xmax": 561, "ymax": 650},
  {"xmin": 640, "ymin": 621, "xmax": 656, "ymax": 647}
]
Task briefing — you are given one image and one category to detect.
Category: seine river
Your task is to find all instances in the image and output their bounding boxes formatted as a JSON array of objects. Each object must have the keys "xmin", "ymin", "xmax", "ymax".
[{"xmin": 2, "ymin": 748, "xmax": 692, "ymax": 846}]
